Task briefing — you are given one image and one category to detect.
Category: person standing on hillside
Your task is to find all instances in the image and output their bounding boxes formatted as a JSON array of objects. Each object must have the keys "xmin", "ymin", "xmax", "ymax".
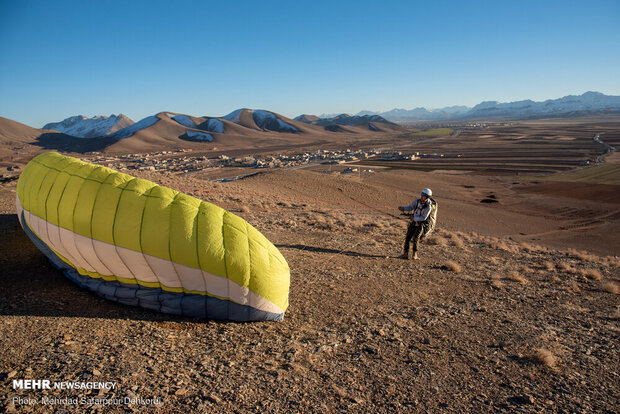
[{"xmin": 398, "ymin": 188, "xmax": 437, "ymax": 260}]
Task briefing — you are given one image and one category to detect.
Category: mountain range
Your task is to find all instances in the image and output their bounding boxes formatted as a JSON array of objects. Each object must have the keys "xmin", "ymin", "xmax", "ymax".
[
  {"xmin": 0, "ymin": 109, "xmax": 401, "ymax": 154},
  {"xmin": 43, "ymin": 114, "xmax": 134, "ymax": 138},
  {"xmin": 2, "ymin": 92, "xmax": 620, "ymax": 155},
  {"xmin": 294, "ymin": 114, "xmax": 396, "ymax": 131},
  {"xmin": 352, "ymin": 91, "xmax": 620, "ymax": 122},
  {"xmin": 35, "ymin": 110, "xmax": 398, "ymax": 141}
]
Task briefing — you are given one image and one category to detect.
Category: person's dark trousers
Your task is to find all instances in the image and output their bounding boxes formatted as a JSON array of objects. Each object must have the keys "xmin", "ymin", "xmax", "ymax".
[{"xmin": 404, "ymin": 221, "xmax": 428, "ymax": 255}]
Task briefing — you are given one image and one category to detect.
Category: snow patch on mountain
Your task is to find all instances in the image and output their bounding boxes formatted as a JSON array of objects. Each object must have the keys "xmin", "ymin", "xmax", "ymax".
[
  {"xmin": 186, "ymin": 130, "xmax": 213, "ymax": 142},
  {"xmin": 467, "ymin": 92, "xmax": 620, "ymax": 119},
  {"xmin": 43, "ymin": 114, "xmax": 132, "ymax": 138},
  {"xmin": 222, "ymin": 109, "xmax": 243, "ymax": 124},
  {"xmin": 169, "ymin": 114, "xmax": 195, "ymax": 128},
  {"xmin": 110, "ymin": 116, "xmax": 159, "ymax": 140},
  {"xmin": 252, "ymin": 110, "xmax": 298, "ymax": 132},
  {"xmin": 318, "ymin": 113, "xmax": 341, "ymax": 119},
  {"xmin": 205, "ymin": 119, "xmax": 224, "ymax": 134}
]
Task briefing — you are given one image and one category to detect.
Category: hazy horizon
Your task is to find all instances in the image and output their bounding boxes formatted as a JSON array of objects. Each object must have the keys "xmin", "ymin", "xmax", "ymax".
[{"xmin": 1, "ymin": 0, "xmax": 619, "ymax": 127}]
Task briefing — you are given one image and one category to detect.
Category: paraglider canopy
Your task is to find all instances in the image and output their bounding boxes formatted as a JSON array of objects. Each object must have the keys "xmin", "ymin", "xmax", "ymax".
[{"xmin": 16, "ymin": 151, "xmax": 290, "ymax": 321}]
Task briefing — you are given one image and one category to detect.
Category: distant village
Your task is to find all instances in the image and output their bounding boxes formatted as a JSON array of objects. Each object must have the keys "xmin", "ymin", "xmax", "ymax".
[
  {"xmin": 0, "ymin": 146, "xmax": 458, "ymax": 183},
  {"xmin": 81, "ymin": 148, "xmax": 447, "ymax": 176}
]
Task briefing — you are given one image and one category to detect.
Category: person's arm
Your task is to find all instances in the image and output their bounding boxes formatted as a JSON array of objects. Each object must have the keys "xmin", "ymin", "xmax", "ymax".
[{"xmin": 399, "ymin": 200, "xmax": 417, "ymax": 212}]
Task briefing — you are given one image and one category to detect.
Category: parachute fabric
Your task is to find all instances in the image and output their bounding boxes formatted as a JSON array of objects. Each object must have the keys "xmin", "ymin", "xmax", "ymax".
[{"xmin": 16, "ymin": 152, "xmax": 289, "ymax": 321}]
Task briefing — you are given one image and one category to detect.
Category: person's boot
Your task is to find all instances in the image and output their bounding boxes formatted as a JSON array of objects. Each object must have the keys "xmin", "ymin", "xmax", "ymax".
[
  {"xmin": 398, "ymin": 252, "xmax": 409, "ymax": 260},
  {"xmin": 412, "ymin": 251, "xmax": 419, "ymax": 260}
]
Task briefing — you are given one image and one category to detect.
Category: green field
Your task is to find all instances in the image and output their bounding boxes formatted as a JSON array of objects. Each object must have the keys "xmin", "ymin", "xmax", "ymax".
[
  {"xmin": 413, "ymin": 128, "xmax": 454, "ymax": 137},
  {"xmin": 532, "ymin": 163, "xmax": 620, "ymax": 185}
]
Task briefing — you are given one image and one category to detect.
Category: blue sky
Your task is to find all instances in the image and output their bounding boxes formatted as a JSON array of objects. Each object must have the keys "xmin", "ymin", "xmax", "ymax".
[{"xmin": 1, "ymin": 0, "xmax": 619, "ymax": 127}]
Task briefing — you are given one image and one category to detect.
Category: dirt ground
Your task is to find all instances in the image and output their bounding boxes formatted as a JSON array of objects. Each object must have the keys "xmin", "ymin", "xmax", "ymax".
[{"xmin": 0, "ymin": 162, "xmax": 618, "ymax": 413}]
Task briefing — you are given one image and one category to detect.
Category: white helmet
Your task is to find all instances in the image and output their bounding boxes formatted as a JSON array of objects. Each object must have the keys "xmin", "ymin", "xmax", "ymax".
[{"xmin": 421, "ymin": 188, "xmax": 432, "ymax": 197}]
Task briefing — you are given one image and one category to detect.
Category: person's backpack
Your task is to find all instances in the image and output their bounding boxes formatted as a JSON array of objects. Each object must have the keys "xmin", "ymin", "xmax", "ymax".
[{"xmin": 422, "ymin": 197, "xmax": 438, "ymax": 239}]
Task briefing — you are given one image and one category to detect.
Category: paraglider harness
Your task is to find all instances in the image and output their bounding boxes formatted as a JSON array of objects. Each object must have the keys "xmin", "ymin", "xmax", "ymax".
[{"xmin": 400, "ymin": 197, "xmax": 438, "ymax": 240}]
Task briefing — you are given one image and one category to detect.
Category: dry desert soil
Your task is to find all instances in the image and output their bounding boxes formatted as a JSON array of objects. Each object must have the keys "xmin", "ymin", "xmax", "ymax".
[{"xmin": 1, "ymin": 121, "xmax": 619, "ymax": 413}]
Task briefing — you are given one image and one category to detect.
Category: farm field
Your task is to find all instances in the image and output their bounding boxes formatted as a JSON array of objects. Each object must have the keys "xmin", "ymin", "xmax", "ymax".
[{"xmin": 354, "ymin": 120, "xmax": 620, "ymax": 175}]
